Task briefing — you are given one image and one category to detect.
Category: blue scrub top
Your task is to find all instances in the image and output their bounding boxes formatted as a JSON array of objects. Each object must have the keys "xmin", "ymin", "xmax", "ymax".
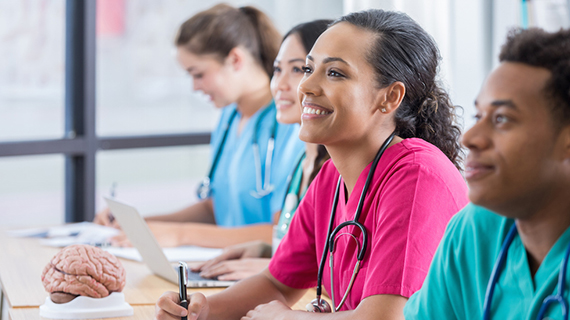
[
  {"xmin": 208, "ymin": 101, "xmax": 305, "ymax": 227},
  {"xmin": 404, "ymin": 203, "xmax": 570, "ymax": 320}
]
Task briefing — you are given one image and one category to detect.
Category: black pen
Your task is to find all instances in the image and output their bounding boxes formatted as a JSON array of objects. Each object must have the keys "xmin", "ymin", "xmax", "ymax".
[
  {"xmin": 178, "ymin": 262, "xmax": 188, "ymax": 320},
  {"xmin": 108, "ymin": 182, "xmax": 117, "ymax": 224}
]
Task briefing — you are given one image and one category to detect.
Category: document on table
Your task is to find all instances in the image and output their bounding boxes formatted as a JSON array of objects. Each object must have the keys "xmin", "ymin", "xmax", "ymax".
[
  {"xmin": 104, "ymin": 246, "xmax": 223, "ymax": 262},
  {"xmin": 8, "ymin": 222, "xmax": 120, "ymax": 247}
]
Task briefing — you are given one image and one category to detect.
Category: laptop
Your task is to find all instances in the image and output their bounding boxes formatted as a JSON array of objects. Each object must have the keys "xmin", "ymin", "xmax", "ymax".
[{"xmin": 103, "ymin": 197, "xmax": 235, "ymax": 288}]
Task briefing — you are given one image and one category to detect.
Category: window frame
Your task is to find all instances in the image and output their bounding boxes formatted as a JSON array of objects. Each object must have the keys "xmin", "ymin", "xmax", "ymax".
[{"xmin": 0, "ymin": 0, "xmax": 210, "ymax": 222}]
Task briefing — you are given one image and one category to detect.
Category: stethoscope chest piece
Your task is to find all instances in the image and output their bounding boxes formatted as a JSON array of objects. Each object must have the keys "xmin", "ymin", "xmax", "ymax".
[
  {"xmin": 310, "ymin": 132, "xmax": 395, "ymax": 313},
  {"xmin": 306, "ymin": 298, "xmax": 332, "ymax": 313}
]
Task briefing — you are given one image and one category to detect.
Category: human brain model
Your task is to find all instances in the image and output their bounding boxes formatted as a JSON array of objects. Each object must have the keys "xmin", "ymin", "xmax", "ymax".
[{"xmin": 41, "ymin": 244, "xmax": 126, "ymax": 304}]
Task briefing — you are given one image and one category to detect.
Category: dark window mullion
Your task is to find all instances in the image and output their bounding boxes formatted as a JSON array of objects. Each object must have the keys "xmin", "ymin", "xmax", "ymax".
[
  {"xmin": 65, "ymin": 0, "xmax": 97, "ymax": 223},
  {"xmin": 0, "ymin": 139, "xmax": 86, "ymax": 157}
]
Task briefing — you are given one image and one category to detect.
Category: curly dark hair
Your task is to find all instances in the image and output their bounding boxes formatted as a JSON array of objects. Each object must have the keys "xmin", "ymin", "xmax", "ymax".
[
  {"xmin": 499, "ymin": 27, "xmax": 570, "ymax": 129},
  {"xmin": 333, "ymin": 10, "xmax": 463, "ymax": 170}
]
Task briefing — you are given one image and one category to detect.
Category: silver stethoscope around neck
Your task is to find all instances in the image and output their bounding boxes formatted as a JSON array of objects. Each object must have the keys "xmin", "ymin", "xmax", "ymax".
[
  {"xmin": 483, "ymin": 223, "xmax": 570, "ymax": 320},
  {"xmin": 196, "ymin": 105, "xmax": 277, "ymax": 200},
  {"xmin": 307, "ymin": 132, "xmax": 396, "ymax": 313}
]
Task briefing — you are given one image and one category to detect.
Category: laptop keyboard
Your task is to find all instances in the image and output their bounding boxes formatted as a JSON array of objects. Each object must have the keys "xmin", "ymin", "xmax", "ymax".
[{"xmin": 172, "ymin": 265, "xmax": 233, "ymax": 287}]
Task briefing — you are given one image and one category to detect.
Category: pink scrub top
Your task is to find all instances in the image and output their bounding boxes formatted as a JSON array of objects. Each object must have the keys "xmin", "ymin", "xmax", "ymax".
[{"xmin": 268, "ymin": 138, "xmax": 469, "ymax": 310}]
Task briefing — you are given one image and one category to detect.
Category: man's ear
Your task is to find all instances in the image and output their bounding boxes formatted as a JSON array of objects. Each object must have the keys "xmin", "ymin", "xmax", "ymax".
[
  {"xmin": 375, "ymin": 81, "xmax": 405, "ymax": 114},
  {"xmin": 225, "ymin": 47, "xmax": 245, "ymax": 71}
]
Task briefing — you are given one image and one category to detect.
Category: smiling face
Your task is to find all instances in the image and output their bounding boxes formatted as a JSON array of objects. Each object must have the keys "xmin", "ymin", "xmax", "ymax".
[
  {"xmin": 270, "ymin": 34, "xmax": 306, "ymax": 124},
  {"xmin": 176, "ymin": 48, "xmax": 239, "ymax": 108},
  {"xmin": 297, "ymin": 22, "xmax": 387, "ymax": 146},
  {"xmin": 463, "ymin": 62, "xmax": 569, "ymax": 217}
]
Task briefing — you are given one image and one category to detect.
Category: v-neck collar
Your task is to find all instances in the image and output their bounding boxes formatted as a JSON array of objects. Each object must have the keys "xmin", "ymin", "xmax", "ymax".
[
  {"xmin": 506, "ymin": 224, "xmax": 570, "ymax": 295},
  {"xmin": 338, "ymin": 161, "xmax": 374, "ymax": 221},
  {"xmin": 232, "ymin": 101, "xmax": 274, "ymax": 139}
]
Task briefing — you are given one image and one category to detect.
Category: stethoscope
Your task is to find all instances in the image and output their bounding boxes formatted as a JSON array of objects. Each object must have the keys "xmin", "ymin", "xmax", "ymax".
[
  {"xmin": 307, "ymin": 132, "xmax": 396, "ymax": 313},
  {"xmin": 483, "ymin": 223, "xmax": 570, "ymax": 320},
  {"xmin": 196, "ymin": 105, "xmax": 277, "ymax": 200}
]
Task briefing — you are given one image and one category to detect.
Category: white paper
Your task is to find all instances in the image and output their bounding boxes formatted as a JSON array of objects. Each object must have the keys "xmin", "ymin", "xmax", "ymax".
[
  {"xmin": 9, "ymin": 222, "xmax": 120, "ymax": 247},
  {"xmin": 104, "ymin": 246, "xmax": 223, "ymax": 262}
]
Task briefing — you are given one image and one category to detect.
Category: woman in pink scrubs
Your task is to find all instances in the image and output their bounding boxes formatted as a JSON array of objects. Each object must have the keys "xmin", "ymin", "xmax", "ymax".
[{"xmin": 155, "ymin": 9, "xmax": 468, "ymax": 320}]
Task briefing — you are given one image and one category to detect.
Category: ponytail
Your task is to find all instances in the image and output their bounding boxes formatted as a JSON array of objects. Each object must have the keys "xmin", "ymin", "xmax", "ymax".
[
  {"xmin": 237, "ymin": 6, "xmax": 281, "ymax": 77},
  {"xmin": 334, "ymin": 10, "xmax": 464, "ymax": 170},
  {"xmin": 394, "ymin": 85, "xmax": 463, "ymax": 170},
  {"xmin": 175, "ymin": 4, "xmax": 281, "ymax": 78}
]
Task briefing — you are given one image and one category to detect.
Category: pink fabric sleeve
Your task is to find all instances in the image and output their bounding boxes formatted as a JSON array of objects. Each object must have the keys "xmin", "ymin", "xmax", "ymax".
[{"xmin": 361, "ymin": 162, "xmax": 463, "ymax": 299}]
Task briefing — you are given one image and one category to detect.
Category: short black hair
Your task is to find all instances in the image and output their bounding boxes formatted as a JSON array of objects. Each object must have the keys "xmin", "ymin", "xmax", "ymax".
[{"xmin": 499, "ymin": 28, "xmax": 570, "ymax": 127}]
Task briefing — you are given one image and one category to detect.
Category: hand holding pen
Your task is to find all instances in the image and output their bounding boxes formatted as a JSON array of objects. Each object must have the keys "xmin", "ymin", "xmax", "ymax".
[
  {"xmin": 178, "ymin": 262, "xmax": 189, "ymax": 320},
  {"xmin": 108, "ymin": 182, "xmax": 117, "ymax": 224},
  {"xmin": 155, "ymin": 290, "xmax": 210, "ymax": 320},
  {"xmin": 93, "ymin": 182, "xmax": 119, "ymax": 228}
]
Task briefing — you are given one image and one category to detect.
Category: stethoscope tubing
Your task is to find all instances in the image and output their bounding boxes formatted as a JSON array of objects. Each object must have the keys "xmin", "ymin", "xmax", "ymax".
[
  {"xmin": 197, "ymin": 105, "xmax": 277, "ymax": 200},
  {"xmin": 483, "ymin": 223, "xmax": 570, "ymax": 320},
  {"xmin": 315, "ymin": 131, "xmax": 395, "ymax": 312}
]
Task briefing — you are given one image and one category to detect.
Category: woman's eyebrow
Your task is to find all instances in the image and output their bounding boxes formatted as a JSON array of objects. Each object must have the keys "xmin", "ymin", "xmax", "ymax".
[
  {"xmin": 322, "ymin": 57, "xmax": 349, "ymax": 65},
  {"xmin": 288, "ymin": 58, "xmax": 305, "ymax": 63},
  {"xmin": 490, "ymin": 99, "xmax": 518, "ymax": 110},
  {"xmin": 305, "ymin": 55, "xmax": 349, "ymax": 66}
]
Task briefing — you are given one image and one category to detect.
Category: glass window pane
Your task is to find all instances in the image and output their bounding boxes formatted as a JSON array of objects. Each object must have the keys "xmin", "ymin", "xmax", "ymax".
[
  {"xmin": 96, "ymin": 0, "xmax": 221, "ymax": 137},
  {"xmin": 0, "ymin": 1, "xmax": 65, "ymax": 141},
  {"xmin": 0, "ymin": 155, "xmax": 65, "ymax": 228},
  {"xmin": 96, "ymin": 145, "xmax": 210, "ymax": 217},
  {"xmin": 95, "ymin": 0, "xmax": 343, "ymax": 137}
]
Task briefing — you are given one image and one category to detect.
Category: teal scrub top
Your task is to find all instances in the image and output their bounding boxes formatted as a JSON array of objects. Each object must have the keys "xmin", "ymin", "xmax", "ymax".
[
  {"xmin": 404, "ymin": 203, "xmax": 570, "ymax": 320},
  {"xmin": 273, "ymin": 152, "xmax": 306, "ymax": 253},
  {"xmin": 209, "ymin": 102, "xmax": 305, "ymax": 227}
]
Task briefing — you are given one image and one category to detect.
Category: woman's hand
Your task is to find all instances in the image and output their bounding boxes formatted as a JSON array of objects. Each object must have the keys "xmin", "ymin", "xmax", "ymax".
[
  {"xmin": 192, "ymin": 241, "xmax": 272, "ymax": 280},
  {"xmin": 199, "ymin": 258, "xmax": 270, "ymax": 280},
  {"xmin": 93, "ymin": 208, "xmax": 120, "ymax": 228},
  {"xmin": 155, "ymin": 291, "xmax": 210, "ymax": 320},
  {"xmin": 241, "ymin": 300, "xmax": 292, "ymax": 320},
  {"xmin": 109, "ymin": 231, "xmax": 132, "ymax": 247},
  {"xmin": 193, "ymin": 241, "xmax": 271, "ymax": 271}
]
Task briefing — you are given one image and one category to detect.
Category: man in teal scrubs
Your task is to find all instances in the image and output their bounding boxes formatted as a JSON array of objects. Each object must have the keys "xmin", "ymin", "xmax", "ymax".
[{"xmin": 404, "ymin": 28, "xmax": 570, "ymax": 319}]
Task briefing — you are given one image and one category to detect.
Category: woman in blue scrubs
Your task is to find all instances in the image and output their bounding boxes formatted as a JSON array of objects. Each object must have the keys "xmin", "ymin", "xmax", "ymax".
[
  {"xmin": 95, "ymin": 4, "xmax": 304, "ymax": 248},
  {"xmin": 193, "ymin": 20, "xmax": 332, "ymax": 281},
  {"xmin": 404, "ymin": 28, "xmax": 570, "ymax": 320}
]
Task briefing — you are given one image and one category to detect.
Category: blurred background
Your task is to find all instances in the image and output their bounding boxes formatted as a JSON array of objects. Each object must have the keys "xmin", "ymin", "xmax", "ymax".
[{"xmin": 1, "ymin": 0, "xmax": 569, "ymax": 228}]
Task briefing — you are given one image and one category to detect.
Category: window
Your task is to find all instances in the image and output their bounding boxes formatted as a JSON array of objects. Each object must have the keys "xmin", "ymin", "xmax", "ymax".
[
  {"xmin": 0, "ymin": 0, "xmax": 343, "ymax": 224},
  {"xmin": 95, "ymin": 146, "xmax": 210, "ymax": 216},
  {"xmin": 0, "ymin": 1, "xmax": 65, "ymax": 141},
  {"xmin": 0, "ymin": 155, "xmax": 65, "ymax": 227}
]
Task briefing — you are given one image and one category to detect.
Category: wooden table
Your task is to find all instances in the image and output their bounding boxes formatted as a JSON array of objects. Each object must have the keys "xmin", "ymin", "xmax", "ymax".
[
  {"xmin": 9, "ymin": 305, "xmax": 156, "ymax": 320},
  {"xmin": 0, "ymin": 230, "xmax": 320, "ymax": 319},
  {"xmin": 0, "ymin": 230, "xmax": 184, "ymax": 308}
]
